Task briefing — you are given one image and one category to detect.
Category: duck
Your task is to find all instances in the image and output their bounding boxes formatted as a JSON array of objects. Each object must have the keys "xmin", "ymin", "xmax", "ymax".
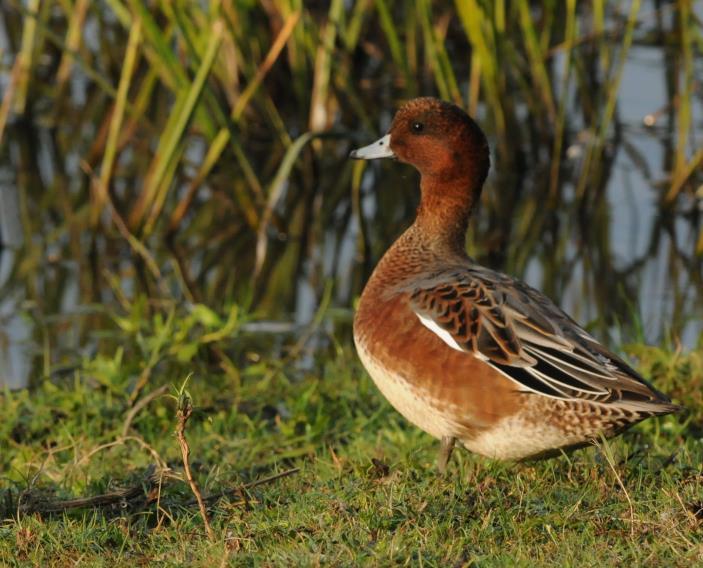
[{"xmin": 349, "ymin": 97, "xmax": 680, "ymax": 472}]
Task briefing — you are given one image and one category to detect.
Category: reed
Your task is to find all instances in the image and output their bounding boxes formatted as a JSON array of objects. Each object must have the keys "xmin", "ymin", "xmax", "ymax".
[{"xmin": 0, "ymin": 0, "xmax": 700, "ymax": 372}]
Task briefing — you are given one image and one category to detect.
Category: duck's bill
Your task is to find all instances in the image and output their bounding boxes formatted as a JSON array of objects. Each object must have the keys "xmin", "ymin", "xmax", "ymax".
[{"xmin": 349, "ymin": 134, "xmax": 395, "ymax": 160}]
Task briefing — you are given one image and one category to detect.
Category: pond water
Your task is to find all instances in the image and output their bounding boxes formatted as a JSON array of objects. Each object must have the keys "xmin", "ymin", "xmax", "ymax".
[
  {"xmin": 1, "ymin": 4, "xmax": 702, "ymax": 389},
  {"xmin": 0, "ymin": 185, "xmax": 29, "ymax": 389},
  {"xmin": 559, "ymin": 44, "xmax": 703, "ymax": 346}
]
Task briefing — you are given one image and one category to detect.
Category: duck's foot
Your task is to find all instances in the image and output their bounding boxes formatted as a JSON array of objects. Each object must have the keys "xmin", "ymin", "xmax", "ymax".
[{"xmin": 437, "ymin": 436, "xmax": 456, "ymax": 473}]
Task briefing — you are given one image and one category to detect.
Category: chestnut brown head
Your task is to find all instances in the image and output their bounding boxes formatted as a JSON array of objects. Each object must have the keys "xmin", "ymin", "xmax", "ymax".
[{"xmin": 350, "ymin": 97, "xmax": 490, "ymax": 187}]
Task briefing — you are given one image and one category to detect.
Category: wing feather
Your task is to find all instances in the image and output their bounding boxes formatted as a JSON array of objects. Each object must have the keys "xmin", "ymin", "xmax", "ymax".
[{"xmin": 409, "ymin": 265, "xmax": 676, "ymax": 412}]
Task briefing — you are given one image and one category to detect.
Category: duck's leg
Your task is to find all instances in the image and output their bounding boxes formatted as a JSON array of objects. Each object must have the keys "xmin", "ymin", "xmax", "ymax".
[{"xmin": 437, "ymin": 436, "xmax": 456, "ymax": 473}]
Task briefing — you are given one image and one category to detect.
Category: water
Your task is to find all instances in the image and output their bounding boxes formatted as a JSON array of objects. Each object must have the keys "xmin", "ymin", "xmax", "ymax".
[
  {"xmin": 553, "ymin": 44, "xmax": 703, "ymax": 346},
  {"xmin": 0, "ymin": 5, "xmax": 702, "ymax": 390},
  {"xmin": 0, "ymin": 184, "xmax": 30, "ymax": 389}
]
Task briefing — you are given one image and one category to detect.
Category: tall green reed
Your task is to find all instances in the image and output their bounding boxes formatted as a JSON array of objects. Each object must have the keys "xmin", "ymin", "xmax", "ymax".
[{"xmin": 0, "ymin": 0, "xmax": 700, "ymax": 379}]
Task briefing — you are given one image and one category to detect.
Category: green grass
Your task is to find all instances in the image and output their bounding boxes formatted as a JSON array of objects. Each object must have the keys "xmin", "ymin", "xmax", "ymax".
[
  {"xmin": 1, "ymin": 1, "xmax": 702, "ymax": 564},
  {"xmin": 1, "ymin": 303, "xmax": 701, "ymax": 565}
]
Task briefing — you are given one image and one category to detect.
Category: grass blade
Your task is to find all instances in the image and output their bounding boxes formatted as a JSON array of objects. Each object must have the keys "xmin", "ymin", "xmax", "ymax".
[
  {"xmin": 55, "ymin": 0, "xmax": 90, "ymax": 88},
  {"xmin": 576, "ymin": 0, "xmax": 641, "ymax": 197},
  {"xmin": 13, "ymin": 0, "xmax": 40, "ymax": 115},
  {"xmin": 310, "ymin": 0, "xmax": 342, "ymax": 131},
  {"xmin": 455, "ymin": 0, "xmax": 505, "ymax": 135},
  {"xmin": 517, "ymin": 0, "xmax": 556, "ymax": 120},
  {"xmin": 666, "ymin": 0, "xmax": 694, "ymax": 202},
  {"xmin": 140, "ymin": 20, "xmax": 225, "ymax": 235},
  {"xmin": 548, "ymin": 0, "xmax": 576, "ymax": 199},
  {"xmin": 254, "ymin": 131, "xmax": 317, "ymax": 278},
  {"xmin": 418, "ymin": 0, "xmax": 461, "ymax": 105},
  {"xmin": 375, "ymin": 0, "xmax": 410, "ymax": 84},
  {"xmin": 92, "ymin": 18, "xmax": 142, "ymax": 227}
]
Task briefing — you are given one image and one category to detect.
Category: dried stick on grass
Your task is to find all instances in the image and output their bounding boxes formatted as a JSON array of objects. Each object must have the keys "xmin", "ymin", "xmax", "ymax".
[
  {"xmin": 123, "ymin": 385, "xmax": 170, "ymax": 436},
  {"xmin": 188, "ymin": 467, "xmax": 301, "ymax": 507},
  {"xmin": 175, "ymin": 387, "xmax": 215, "ymax": 542},
  {"xmin": 12, "ymin": 465, "xmax": 164, "ymax": 515}
]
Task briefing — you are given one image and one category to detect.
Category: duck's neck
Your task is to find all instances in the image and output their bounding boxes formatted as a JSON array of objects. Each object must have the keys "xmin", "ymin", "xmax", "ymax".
[
  {"xmin": 409, "ymin": 176, "xmax": 478, "ymax": 256},
  {"xmin": 365, "ymin": 176, "xmax": 480, "ymax": 289}
]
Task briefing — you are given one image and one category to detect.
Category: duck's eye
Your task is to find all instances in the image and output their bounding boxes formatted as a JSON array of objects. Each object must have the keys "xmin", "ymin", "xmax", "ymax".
[{"xmin": 411, "ymin": 121, "xmax": 424, "ymax": 134}]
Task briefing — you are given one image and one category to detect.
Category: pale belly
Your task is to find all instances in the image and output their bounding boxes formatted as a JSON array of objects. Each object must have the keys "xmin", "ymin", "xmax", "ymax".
[
  {"xmin": 355, "ymin": 337, "xmax": 463, "ymax": 441},
  {"xmin": 355, "ymin": 336, "xmax": 592, "ymax": 461}
]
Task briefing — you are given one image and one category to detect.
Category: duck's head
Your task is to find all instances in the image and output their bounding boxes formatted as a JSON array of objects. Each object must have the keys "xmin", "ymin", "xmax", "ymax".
[{"xmin": 350, "ymin": 97, "xmax": 490, "ymax": 188}]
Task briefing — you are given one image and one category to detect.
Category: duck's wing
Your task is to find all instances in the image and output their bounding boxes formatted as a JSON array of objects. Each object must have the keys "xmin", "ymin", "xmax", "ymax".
[{"xmin": 408, "ymin": 265, "xmax": 679, "ymax": 414}]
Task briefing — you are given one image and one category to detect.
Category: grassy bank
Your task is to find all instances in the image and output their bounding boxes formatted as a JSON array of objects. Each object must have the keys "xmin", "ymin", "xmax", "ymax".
[
  {"xmin": 0, "ymin": 302, "xmax": 701, "ymax": 564},
  {"xmin": 1, "ymin": 0, "xmax": 702, "ymax": 564}
]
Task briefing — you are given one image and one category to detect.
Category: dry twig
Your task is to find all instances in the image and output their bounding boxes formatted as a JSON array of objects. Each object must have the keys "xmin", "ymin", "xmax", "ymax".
[
  {"xmin": 188, "ymin": 467, "xmax": 301, "ymax": 507},
  {"xmin": 123, "ymin": 385, "xmax": 170, "ymax": 436},
  {"xmin": 13, "ymin": 465, "xmax": 164, "ymax": 515},
  {"xmin": 175, "ymin": 386, "xmax": 215, "ymax": 542}
]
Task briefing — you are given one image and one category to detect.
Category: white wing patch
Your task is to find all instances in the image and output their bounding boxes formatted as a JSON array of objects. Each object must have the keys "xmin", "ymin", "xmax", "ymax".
[
  {"xmin": 416, "ymin": 310, "xmax": 609, "ymax": 400},
  {"xmin": 416, "ymin": 313, "xmax": 465, "ymax": 353}
]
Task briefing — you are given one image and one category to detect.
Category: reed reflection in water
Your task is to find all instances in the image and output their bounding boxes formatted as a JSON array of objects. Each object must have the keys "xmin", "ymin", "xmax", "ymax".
[{"xmin": 0, "ymin": 1, "xmax": 701, "ymax": 389}]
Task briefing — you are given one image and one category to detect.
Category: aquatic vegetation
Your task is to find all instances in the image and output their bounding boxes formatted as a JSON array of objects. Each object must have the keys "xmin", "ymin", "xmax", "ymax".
[{"xmin": 0, "ymin": 1, "xmax": 701, "ymax": 563}]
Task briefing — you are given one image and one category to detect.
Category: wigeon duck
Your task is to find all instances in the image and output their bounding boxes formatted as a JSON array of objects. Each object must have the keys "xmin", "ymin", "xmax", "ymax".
[{"xmin": 350, "ymin": 97, "xmax": 679, "ymax": 471}]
